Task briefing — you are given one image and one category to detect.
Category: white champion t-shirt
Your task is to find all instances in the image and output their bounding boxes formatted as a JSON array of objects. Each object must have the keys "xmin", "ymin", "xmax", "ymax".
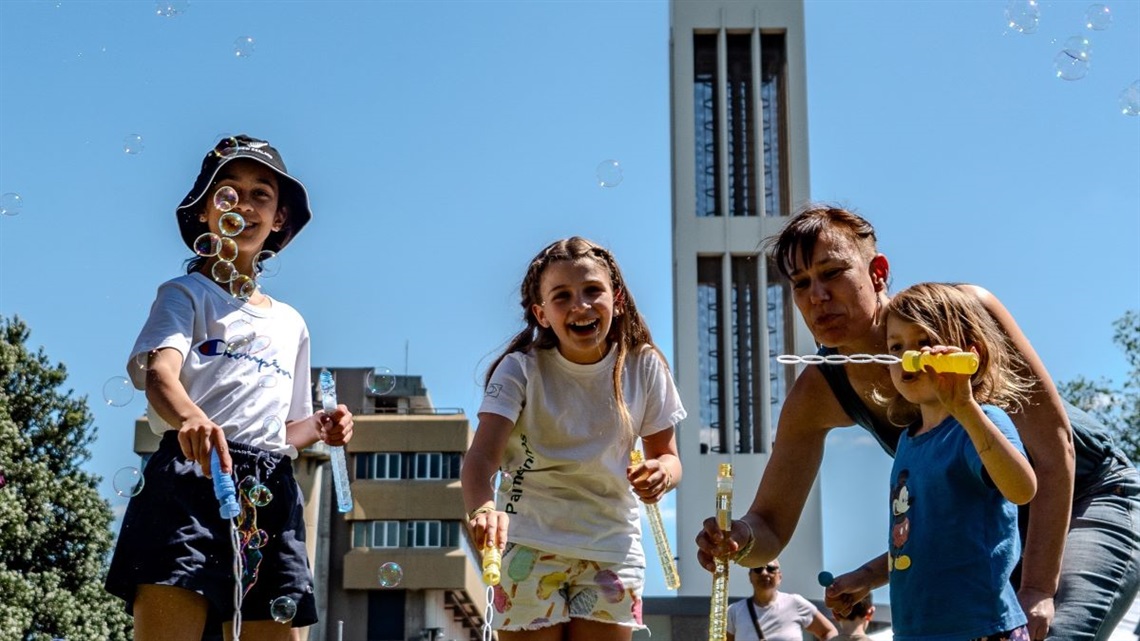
[{"xmin": 128, "ymin": 272, "xmax": 313, "ymax": 458}]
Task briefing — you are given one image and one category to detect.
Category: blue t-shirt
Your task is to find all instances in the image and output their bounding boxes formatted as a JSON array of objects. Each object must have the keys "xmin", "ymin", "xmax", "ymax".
[{"xmin": 888, "ymin": 405, "xmax": 1027, "ymax": 641}]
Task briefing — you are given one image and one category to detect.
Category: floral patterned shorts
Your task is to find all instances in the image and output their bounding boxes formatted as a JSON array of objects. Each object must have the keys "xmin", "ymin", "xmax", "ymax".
[{"xmin": 490, "ymin": 543, "xmax": 645, "ymax": 632}]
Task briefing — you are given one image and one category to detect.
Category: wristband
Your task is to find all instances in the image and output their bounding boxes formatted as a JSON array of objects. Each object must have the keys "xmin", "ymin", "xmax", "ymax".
[
  {"xmin": 733, "ymin": 519, "xmax": 756, "ymax": 565},
  {"xmin": 467, "ymin": 505, "xmax": 495, "ymax": 521}
]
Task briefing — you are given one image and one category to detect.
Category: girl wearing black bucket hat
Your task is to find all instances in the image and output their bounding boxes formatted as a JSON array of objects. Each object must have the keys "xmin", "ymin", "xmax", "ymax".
[{"xmin": 106, "ymin": 135, "xmax": 352, "ymax": 640}]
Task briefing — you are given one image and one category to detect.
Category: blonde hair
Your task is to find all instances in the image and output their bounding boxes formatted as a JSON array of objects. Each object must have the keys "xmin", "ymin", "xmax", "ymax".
[
  {"xmin": 486, "ymin": 237, "xmax": 664, "ymax": 439},
  {"xmin": 880, "ymin": 283, "xmax": 1034, "ymax": 425}
]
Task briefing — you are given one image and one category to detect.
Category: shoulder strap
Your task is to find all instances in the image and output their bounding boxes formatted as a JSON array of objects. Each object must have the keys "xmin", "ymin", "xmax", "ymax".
[{"xmin": 745, "ymin": 598, "xmax": 765, "ymax": 640}]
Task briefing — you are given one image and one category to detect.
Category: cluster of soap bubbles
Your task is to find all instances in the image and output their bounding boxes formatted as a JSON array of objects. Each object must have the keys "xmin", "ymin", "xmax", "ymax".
[
  {"xmin": 596, "ymin": 159, "xmax": 623, "ymax": 188},
  {"xmin": 192, "ymin": 185, "xmax": 267, "ymax": 300},
  {"xmin": 152, "ymin": 3, "xmax": 255, "ymax": 59},
  {"xmin": 155, "ymin": 1, "xmax": 188, "ymax": 17},
  {"xmin": 1003, "ymin": 1, "xmax": 1137, "ymax": 110},
  {"xmin": 0, "ymin": 192, "xmax": 23, "ymax": 216}
]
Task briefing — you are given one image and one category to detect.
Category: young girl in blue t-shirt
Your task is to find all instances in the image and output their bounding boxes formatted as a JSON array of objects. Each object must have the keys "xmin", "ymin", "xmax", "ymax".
[{"xmin": 826, "ymin": 282, "xmax": 1036, "ymax": 641}]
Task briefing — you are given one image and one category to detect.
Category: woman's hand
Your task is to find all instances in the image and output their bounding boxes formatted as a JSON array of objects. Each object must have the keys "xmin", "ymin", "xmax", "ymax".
[{"xmin": 695, "ymin": 518, "xmax": 752, "ymax": 572}]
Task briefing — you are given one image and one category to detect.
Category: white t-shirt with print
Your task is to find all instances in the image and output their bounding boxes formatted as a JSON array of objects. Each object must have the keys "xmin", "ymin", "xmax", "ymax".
[
  {"xmin": 726, "ymin": 592, "xmax": 819, "ymax": 641},
  {"xmin": 128, "ymin": 272, "xmax": 313, "ymax": 458},
  {"xmin": 478, "ymin": 344, "xmax": 686, "ymax": 565}
]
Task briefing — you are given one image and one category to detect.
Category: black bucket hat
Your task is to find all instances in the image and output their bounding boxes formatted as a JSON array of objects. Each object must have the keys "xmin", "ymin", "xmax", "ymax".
[{"xmin": 175, "ymin": 134, "xmax": 312, "ymax": 254}]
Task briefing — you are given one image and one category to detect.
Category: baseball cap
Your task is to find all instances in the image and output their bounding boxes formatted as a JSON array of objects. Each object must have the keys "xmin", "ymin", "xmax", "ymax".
[{"xmin": 175, "ymin": 135, "xmax": 312, "ymax": 254}]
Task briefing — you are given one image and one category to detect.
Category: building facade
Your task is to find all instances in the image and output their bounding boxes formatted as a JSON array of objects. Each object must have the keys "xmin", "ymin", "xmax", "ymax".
[{"xmin": 657, "ymin": 0, "xmax": 825, "ymax": 636}]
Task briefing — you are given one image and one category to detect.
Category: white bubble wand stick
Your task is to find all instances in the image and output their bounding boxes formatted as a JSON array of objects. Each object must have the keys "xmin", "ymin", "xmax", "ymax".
[
  {"xmin": 776, "ymin": 350, "xmax": 978, "ymax": 374},
  {"xmin": 630, "ymin": 448, "xmax": 680, "ymax": 590},
  {"xmin": 318, "ymin": 369, "xmax": 354, "ymax": 513}
]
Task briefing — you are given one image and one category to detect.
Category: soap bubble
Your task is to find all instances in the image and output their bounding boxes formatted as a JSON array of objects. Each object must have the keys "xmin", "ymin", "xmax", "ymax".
[
  {"xmin": 490, "ymin": 470, "xmax": 513, "ymax": 500},
  {"xmin": 1119, "ymin": 80, "xmax": 1140, "ymax": 116},
  {"xmin": 256, "ymin": 250, "xmax": 280, "ymax": 278},
  {"xmin": 211, "ymin": 260, "xmax": 238, "ymax": 283},
  {"xmin": 194, "ymin": 233, "xmax": 222, "ymax": 257},
  {"xmin": 113, "ymin": 467, "xmax": 145, "ymax": 497},
  {"xmin": 103, "ymin": 376, "xmax": 135, "ymax": 407},
  {"xmin": 378, "ymin": 561, "xmax": 403, "ymax": 587},
  {"xmin": 246, "ymin": 484, "xmax": 273, "ymax": 507},
  {"xmin": 226, "ymin": 318, "xmax": 254, "ymax": 349},
  {"xmin": 1053, "ymin": 38, "xmax": 1091, "ymax": 81},
  {"xmin": 230, "ymin": 275, "xmax": 256, "ymax": 300},
  {"xmin": 218, "ymin": 237, "xmax": 239, "ymax": 262},
  {"xmin": 1004, "ymin": 0, "xmax": 1039, "ymax": 34},
  {"xmin": 263, "ymin": 415, "xmax": 284, "ymax": 433},
  {"xmin": 219, "ymin": 212, "xmax": 246, "ymax": 237},
  {"xmin": 366, "ymin": 367, "xmax": 397, "ymax": 395},
  {"xmin": 155, "ymin": 1, "xmax": 188, "ymax": 17},
  {"xmin": 1, "ymin": 192, "xmax": 23, "ymax": 216},
  {"xmin": 1085, "ymin": 4, "xmax": 1112, "ymax": 30},
  {"xmin": 214, "ymin": 135, "xmax": 239, "ymax": 157},
  {"xmin": 269, "ymin": 596, "xmax": 297, "ymax": 623},
  {"xmin": 596, "ymin": 159, "xmax": 623, "ymax": 188},
  {"xmin": 123, "ymin": 134, "xmax": 144, "ymax": 155},
  {"xmin": 233, "ymin": 36, "xmax": 256, "ymax": 58},
  {"xmin": 213, "ymin": 185, "xmax": 238, "ymax": 212}
]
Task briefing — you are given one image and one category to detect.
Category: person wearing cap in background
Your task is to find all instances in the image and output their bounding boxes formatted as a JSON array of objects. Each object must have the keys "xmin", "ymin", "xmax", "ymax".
[
  {"xmin": 726, "ymin": 559, "xmax": 838, "ymax": 641},
  {"xmin": 105, "ymin": 134, "xmax": 354, "ymax": 641}
]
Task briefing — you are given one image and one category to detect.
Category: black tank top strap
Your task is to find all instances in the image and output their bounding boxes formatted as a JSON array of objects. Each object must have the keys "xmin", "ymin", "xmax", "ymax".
[{"xmin": 816, "ymin": 346, "xmax": 900, "ymax": 456}]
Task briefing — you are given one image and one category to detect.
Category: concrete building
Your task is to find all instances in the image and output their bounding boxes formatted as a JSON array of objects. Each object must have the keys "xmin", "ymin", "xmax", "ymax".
[
  {"xmin": 131, "ymin": 368, "xmax": 490, "ymax": 641},
  {"xmin": 649, "ymin": 0, "xmax": 828, "ymax": 637}
]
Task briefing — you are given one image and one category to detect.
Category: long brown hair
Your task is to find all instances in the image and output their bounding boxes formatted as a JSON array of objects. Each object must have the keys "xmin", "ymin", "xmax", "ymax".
[{"xmin": 486, "ymin": 237, "xmax": 663, "ymax": 435}]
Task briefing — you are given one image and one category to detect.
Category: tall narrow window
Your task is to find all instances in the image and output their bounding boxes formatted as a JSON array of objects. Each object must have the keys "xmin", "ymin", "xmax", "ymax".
[
  {"xmin": 727, "ymin": 34, "xmax": 755, "ymax": 217},
  {"xmin": 408, "ymin": 520, "xmax": 442, "ymax": 548},
  {"xmin": 760, "ymin": 32, "xmax": 787, "ymax": 217},
  {"xmin": 767, "ymin": 257, "xmax": 793, "ymax": 436},
  {"xmin": 697, "ymin": 256, "xmax": 725, "ymax": 453},
  {"xmin": 694, "ymin": 33, "xmax": 720, "ymax": 218},
  {"xmin": 412, "ymin": 453, "xmax": 443, "ymax": 480},
  {"xmin": 731, "ymin": 256, "xmax": 762, "ymax": 452}
]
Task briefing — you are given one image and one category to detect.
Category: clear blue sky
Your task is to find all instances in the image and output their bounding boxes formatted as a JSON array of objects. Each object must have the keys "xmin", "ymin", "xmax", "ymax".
[{"xmin": 1, "ymin": 0, "xmax": 1137, "ymax": 599}]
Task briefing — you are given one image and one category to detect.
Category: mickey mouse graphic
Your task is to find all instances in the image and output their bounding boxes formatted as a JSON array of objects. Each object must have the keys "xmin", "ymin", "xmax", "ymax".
[{"xmin": 890, "ymin": 468, "xmax": 912, "ymax": 571}]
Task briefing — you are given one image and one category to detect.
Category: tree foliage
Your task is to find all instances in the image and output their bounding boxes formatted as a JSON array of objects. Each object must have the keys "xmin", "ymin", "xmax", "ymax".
[
  {"xmin": 0, "ymin": 315, "xmax": 133, "ymax": 640},
  {"xmin": 1058, "ymin": 310, "xmax": 1140, "ymax": 463}
]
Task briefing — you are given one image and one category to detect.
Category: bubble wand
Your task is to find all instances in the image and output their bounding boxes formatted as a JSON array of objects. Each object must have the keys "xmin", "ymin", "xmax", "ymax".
[
  {"xmin": 210, "ymin": 448, "xmax": 245, "ymax": 639},
  {"xmin": 481, "ymin": 471, "xmax": 507, "ymax": 586},
  {"xmin": 708, "ymin": 463, "xmax": 733, "ymax": 641},
  {"xmin": 777, "ymin": 350, "xmax": 978, "ymax": 375},
  {"xmin": 630, "ymin": 448, "xmax": 680, "ymax": 590},
  {"xmin": 318, "ymin": 369, "xmax": 354, "ymax": 513}
]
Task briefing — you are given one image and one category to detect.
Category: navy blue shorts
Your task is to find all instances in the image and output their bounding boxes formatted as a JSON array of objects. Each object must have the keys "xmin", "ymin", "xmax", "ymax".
[{"xmin": 105, "ymin": 432, "xmax": 317, "ymax": 630}]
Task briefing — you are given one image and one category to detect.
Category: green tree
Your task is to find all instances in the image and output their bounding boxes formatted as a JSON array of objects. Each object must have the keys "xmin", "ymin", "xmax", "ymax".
[
  {"xmin": 0, "ymin": 315, "xmax": 133, "ymax": 640},
  {"xmin": 1058, "ymin": 310, "xmax": 1140, "ymax": 463}
]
